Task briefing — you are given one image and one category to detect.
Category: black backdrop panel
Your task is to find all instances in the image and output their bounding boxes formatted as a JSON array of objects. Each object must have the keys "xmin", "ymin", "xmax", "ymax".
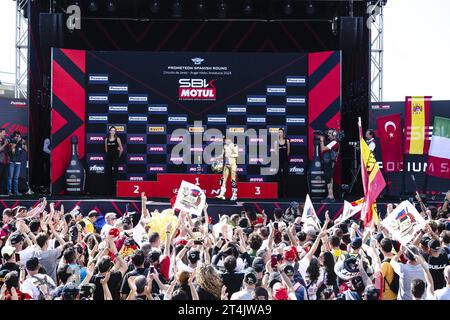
[{"xmin": 85, "ymin": 51, "xmax": 309, "ymax": 194}]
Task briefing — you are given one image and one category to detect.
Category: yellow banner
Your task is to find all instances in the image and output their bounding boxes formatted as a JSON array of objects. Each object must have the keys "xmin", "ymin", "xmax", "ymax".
[{"xmin": 410, "ymin": 96, "xmax": 426, "ymax": 154}]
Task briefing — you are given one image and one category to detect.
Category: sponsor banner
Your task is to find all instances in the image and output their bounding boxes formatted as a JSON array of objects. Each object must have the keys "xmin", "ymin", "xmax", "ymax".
[
  {"xmin": 148, "ymin": 144, "xmax": 167, "ymax": 154},
  {"xmin": 108, "ymin": 104, "xmax": 128, "ymax": 113},
  {"xmin": 289, "ymin": 135, "xmax": 307, "ymax": 145},
  {"xmin": 128, "ymin": 115, "xmax": 148, "ymax": 122},
  {"xmin": 187, "ymin": 125, "xmax": 206, "ymax": 133},
  {"xmin": 286, "ymin": 116, "xmax": 306, "ymax": 125},
  {"xmin": 289, "ymin": 156, "xmax": 306, "ymax": 164},
  {"xmin": 88, "ymin": 114, "xmax": 108, "ymax": 123},
  {"xmin": 248, "ymin": 136, "xmax": 265, "ymax": 144},
  {"xmin": 247, "ymin": 95, "xmax": 266, "ymax": 105},
  {"xmin": 87, "ymin": 134, "xmax": 105, "ymax": 144},
  {"xmin": 128, "ymin": 175, "xmax": 145, "ymax": 181},
  {"xmin": 207, "ymin": 115, "xmax": 227, "ymax": 124},
  {"xmin": 127, "ymin": 154, "xmax": 146, "ymax": 164},
  {"xmin": 247, "ymin": 116, "xmax": 266, "ymax": 124},
  {"xmin": 286, "ymin": 96, "xmax": 306, "ymax": 106},
  {"xmin": 178, "ymin": 78, "xmax": 217, "ymax": 101},
  {"xmin": 174, "ymin": 180, "xmax": 207, "ymax": 216},
  {"xmin": 286, "ymin": 76, "xmax": 306, "ymax": 86},
  {"xmin": 247, "ymin": 175, "xmax": 265, "ymax": 182},
  {"xmin": 109, "ymin": 124, "xmax": 127, "ymax": 134},
  {"xmin": 189, "ymin": 145, "xmax": 204, "ymax": 153},
  {"xmin": 147, "ymin": 124, "xmax": 166, "ymax": 134},
  {"xmin": 167, "ymin": 154, "xmax": 185, "ymax": 165},
  {"xmin": 88, "ymin": 164, "xmax": 105, "ymax": 173},
  {"xmin": 88, "ymin": 94, "xmax": 108, "ymax": 104},
  {"xmin": 267, "ymin": 126, "xmax": 286, "ymax": 134},
  {"xmin": 128, "ymin": 94, "xmax": 148, "ymax": 104},
  {"xmin": 147, "ymin": 164, "xmax": 166, "ymax": 173},
  {"xmin": 87, "ymin": 154, "xmax": 105, "ymax": 163},
  {"xmin": 236, "ymin": 166, "xmax": 247, "ymax": 175},
  {"xmin": 168, "ymin": 115, "xmax": 188, "ymax": 123},
  {"xmin": 187, "ymin": 164, "xmax": 207, "ymax": 173},
  {"xmin": 266, "ymin": 86, "xmax": 286, "ymax": 96},
  {"xmin": 167, "ymin": 133, "xmax": 187, "ymax": 144},
  {"xmin": 371, "ymin": 104, "xmax": 391, "ymax": 110},
  {"xmin": 88, "ymin": 74, "xmax": 109, "ymax": 84},
  {"xmin": 227, "ymin": 105, "xmax": 247, "ymax": 114},
  {"xmin": 108, "ymin": 84, "xmax": 128, "ymax": 94},
  {"xmin": 289, "ymin": 165, "xmax": 306, "ymax": 175},
  {"xmin": 249, "ymin": 157, "xmax": 265, "ymax": 164},
  {"xmin": 267, "ymin": 106, "xmax": 286, "ymax": 114},
  {"xmin": 127, "ymin": 134, "xmax": 146, "ymax": 144},
  {"xmin": 227, "ymin": 126, "xmax": 246, "ymax": 134},
  {"xmin": 148, "ymin": 105, "xmax": 168, "ymax": 114}
]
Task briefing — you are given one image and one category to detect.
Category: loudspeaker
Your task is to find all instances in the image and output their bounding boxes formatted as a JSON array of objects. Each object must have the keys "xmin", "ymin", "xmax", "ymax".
[
  {"xmin": 39, "ymin": 13, "xmax": 64, "ymax": 49},
  {"xmin": 339, "ymin": 16, "xmax": 363, "ymax": 50}
]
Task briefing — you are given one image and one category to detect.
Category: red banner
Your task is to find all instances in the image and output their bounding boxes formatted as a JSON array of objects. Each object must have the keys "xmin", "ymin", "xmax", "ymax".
[{"xmin": 376, "ymin": 113, "xmax": 403, "ymax": 172}]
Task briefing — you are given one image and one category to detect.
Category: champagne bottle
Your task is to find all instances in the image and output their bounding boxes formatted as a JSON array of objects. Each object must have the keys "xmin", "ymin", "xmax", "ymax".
[
  {"xmin": 65, "ymin": 135, "xmax": 85, "ymax": 195},
  {"xmin": 308, "ymin": 135, "xmax": 326, "ymax": 199}
]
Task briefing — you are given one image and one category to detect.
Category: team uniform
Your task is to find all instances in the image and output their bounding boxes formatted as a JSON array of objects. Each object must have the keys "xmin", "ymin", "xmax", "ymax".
[{"xmin": 216, "ymin": 142, "xmax": 238, "ymax": 201}]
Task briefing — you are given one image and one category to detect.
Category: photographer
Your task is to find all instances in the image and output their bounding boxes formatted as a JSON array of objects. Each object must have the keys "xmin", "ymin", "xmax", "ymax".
[
  {"xmin": 319, "ymin": 129, "xmax": 340, "ymax": 202},
  {"xmin": 7, "ymin": 131, "xmax": 27, "ymax": 196}
]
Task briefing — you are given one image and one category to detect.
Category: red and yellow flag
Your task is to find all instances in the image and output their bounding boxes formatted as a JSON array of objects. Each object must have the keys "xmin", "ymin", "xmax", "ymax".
[
  {"xmin": 404, "ymin": 96, "xmax": 431, "ymax": 155},
  {"xmin": 359, "ymin": 118, "xmax": 386, "ymax": 229}
]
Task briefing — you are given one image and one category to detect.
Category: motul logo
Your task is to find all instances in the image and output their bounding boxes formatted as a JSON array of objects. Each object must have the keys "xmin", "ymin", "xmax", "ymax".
[
  {"xmin": 89, "ymin": 156, "xmax": 103, "ymax": 161},
  {"xmin": 178, "ymin": 79, "xmax": 216, "ymax": 100},
  {"xmin": 89, "ymin": 136, "xmax": 104, "ymax": 142},
  {"xmin": 130, "ymin": 156, "xmax": 144, "ymax": 161}
]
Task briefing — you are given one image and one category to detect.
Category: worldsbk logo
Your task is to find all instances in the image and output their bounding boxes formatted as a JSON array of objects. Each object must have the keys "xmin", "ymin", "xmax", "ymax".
[{"xmin": 178, "ymin": 79, "xmax": 216, "ymax": 100}]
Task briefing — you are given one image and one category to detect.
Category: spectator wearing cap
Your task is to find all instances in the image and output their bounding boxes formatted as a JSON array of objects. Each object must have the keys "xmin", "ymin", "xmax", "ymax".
[
  {"xmin": 0, "ymin": 245, "xmax": 19, "ymax": 273},
  {"xmin": 0, "ymin": 271, "xmax": 32, "ymax": 300},
  {"xmin": 61, "ymin": 283, "xmax": 80, "ymax": 300},
  {"xmin": 281, "ymin": 263, "xmax": 306, "ymax": 300},
  {"xmin": 424, "ymin": 239, "xmax": 448, "ymax": 290},
  {"xmin": 349, "ymin": 237, "xmax": 363, "ymax": 256},
  {"xmin": 230, "ymin": 268, "xmax": 257, "ymax": 300},
  {"xmin": 390, "ymin": 245, "xmax": 425, "ymax": 300},
  {"xmin": 363, "ymin": 284, "xmax": 380, "ymax": 300},
  {"xmin": 433, "ymin": 265, "xmax": 450, "ymax": 300},
  {"xmin": 252, "ymin": 286, "xmax": 269, "ymax": 300},
  {"xmin": 101, "ymin": 212, "xmax": 117, "ymax": 239},
  {"xmin": 82, "ymin": 210, "xmax": 99, "ymax": 234},
  {"xmin": 120, "ymin": 250, "xmax": 147, "ymax": 299},
  {"xmin": 20, "ymin": 257, "xmax": 56, "ymax": 300},
  {"xmin": 175, "ymin": 239, "xmax": 204, "ymax": 273}
]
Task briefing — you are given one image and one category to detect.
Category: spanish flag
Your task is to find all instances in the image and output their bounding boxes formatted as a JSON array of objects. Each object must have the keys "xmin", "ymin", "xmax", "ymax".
[
  {"xmin": 404, "ymin": 96, "xmax": 432, "ymax": 155},
  {"xmin": 359, "ymin": 118, "xmax": 386, "ymax": 229}
]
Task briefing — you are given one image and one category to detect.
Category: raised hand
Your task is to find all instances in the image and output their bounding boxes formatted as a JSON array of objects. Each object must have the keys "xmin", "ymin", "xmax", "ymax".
[
  {"xmin": 221, "ymin": 286, "xmax": 228, "ymax": 300},
  {"xmin": 101, "ymin": 272, "xmax": 111, "ymax": 286}
]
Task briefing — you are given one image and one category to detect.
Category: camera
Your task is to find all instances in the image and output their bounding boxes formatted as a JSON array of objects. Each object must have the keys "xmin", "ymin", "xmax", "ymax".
[{"xmin": 313, "ymin": 129, "xmax": 345, "ymax": 142}]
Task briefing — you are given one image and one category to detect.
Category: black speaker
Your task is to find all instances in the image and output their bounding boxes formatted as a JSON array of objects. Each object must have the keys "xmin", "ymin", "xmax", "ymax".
[
  {"xmin": 39, "ymin": 13, "xmax": 64, "ymax": 49},
  {"xmin": 339, "ymin": 16, "xmax": 363, "ymax": 50}
]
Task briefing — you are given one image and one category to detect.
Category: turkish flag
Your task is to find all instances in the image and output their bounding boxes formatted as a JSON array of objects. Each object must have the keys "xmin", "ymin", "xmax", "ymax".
[{"xmin": 376, "ymin": 114, "xmax": 403, "ymax": 172}]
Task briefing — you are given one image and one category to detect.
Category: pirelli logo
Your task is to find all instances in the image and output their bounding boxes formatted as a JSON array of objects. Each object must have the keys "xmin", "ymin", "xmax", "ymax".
[
  {"xmin": 114, "ymin": 126, "xmax": 126, "ymax": 133},
  {"xmin": 188, "ymin": 127, "xmax": 205, "ymax": 133},
  {"xmin": 148, "ymin": 126, "xmax": 165, "ymax": 133},
  {"xmin": 268, "ymin": 127, "xmax": 281, "ymax": 134},
  {"xmin": 228, "ymin": 127, "xmax": 245, "ymax": 133}
]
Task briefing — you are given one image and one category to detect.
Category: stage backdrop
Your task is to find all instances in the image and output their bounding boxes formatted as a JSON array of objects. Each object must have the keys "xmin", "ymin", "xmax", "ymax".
[
  {"xmin": 51, "ymin": 49, "xmax": 341, "ymax": 196},
  {"xmin": 369, "ymin": 100, "xmax": 450, "ymax": 197}
]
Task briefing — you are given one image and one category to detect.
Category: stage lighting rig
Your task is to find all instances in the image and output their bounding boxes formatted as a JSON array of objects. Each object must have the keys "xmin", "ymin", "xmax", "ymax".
[
  {"xmin": 88, "ymin": 0, "xmax": 98, "ymax": 12},
  {"xmin": 306, "ymin": 0, "xmax": 315, "ymax": 15},
  {"xmin": 150, "ymin": 0, "xmax": 160, "ymax": 14},
  {"xmin": 217, "ymin": 0, "xmax": 227, "ymax": 18},
  {"xmin": 196, "ymin": 0, "xmax": 206, "ymax": 14},
  {"xmin": 283, "ymin": 0, "xmax": 293, "ymax": 16},
  {"xmin": 243, "ymin": 0, "xmax": 253, "ymax": 15},
  {"xmin": 106, "ymin": 0, "xmax": 116, "ymax": 13},
  {"xmin": 172, "ymin": 0, "xmax": 183, "ymax": 18}
]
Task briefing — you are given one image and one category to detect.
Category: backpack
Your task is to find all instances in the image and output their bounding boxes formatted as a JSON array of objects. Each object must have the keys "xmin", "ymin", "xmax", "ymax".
[
  {"xmin": 32, "ymin": 275, "xmax": 56, "ymax": 300},
  {"xmin": 382, "ymin": 258, "xmax": 399, "ymax": 294}
]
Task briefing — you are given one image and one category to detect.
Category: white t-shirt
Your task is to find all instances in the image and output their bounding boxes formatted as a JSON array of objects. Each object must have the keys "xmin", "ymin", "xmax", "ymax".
[
  {"xmin": 298, "ymin": 257, "xmax": 325, "ymax": 300},
  {"xmin": 100, "ymin": 223, "xmax": 113, "ymax": 239},
  {"xmin": 21, "ymin": 274, "xmax": 56, "ymax": 300},
  {"xmin": 434, "ymin": 286, "xmax": 450, "ymax": 300},
  {"xmin": 230, "ymin": 288, "xmax": 253, "ymax": 300},
  {"xmin": 176, "ymin": 259, "xmax": 203, "ymax": 273},
  {"xmin": 391, "ymin": 261, "xmax": 425, "ymax": 300},
  {"xmin": 326, "ymin": 140, "xmax": 337, "ymax": 150}
]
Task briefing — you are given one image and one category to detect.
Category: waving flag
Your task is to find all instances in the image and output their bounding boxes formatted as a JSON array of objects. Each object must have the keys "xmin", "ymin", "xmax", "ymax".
[
  {"xmin": 376, "ymin": 113, "xmax": 403, "ymax": 172},
  {"xmin": 359, "ymin": 118, "xmax": 386, "ymax": 229},
  {"xmin": 426, "ymin": 116, "xmax": 450, "ymax": 180},
  {"xmin": 302, "ymin": 194, "xmax": 321, "ymax": 229},
  {"xmin": 404, "ymin": 96, "xmax": 432, "ymax": 155},
  {"xmin": 340, "ymin": 198, "xmax": 364, "ymax": 222}
]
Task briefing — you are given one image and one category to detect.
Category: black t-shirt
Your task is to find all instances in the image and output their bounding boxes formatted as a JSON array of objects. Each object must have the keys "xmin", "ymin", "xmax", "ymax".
[
  {"xmin": 427, "ymin": 251, "xmax": 448, "ymax": 290},
  {"xmin": 197, "ymin": 287, "xmax": 219, "ymax": 300},
  {"xmin": 0, "ymin": 262, "xmax": 20, "ymax": 273},
  {"xmin": 90, "ymin": 271, "xmax": 123, "ymax": 300},
  {"xmin": 120, "ymin": 267, "xmax": 148, "ymax": 296},
  {"xmin": 221, "ymin": 271, "xmax": 244, "ymax": 299},
  {"xmin": 175, "ymin": 284, "xmax": 193, "ymax": 300}
]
